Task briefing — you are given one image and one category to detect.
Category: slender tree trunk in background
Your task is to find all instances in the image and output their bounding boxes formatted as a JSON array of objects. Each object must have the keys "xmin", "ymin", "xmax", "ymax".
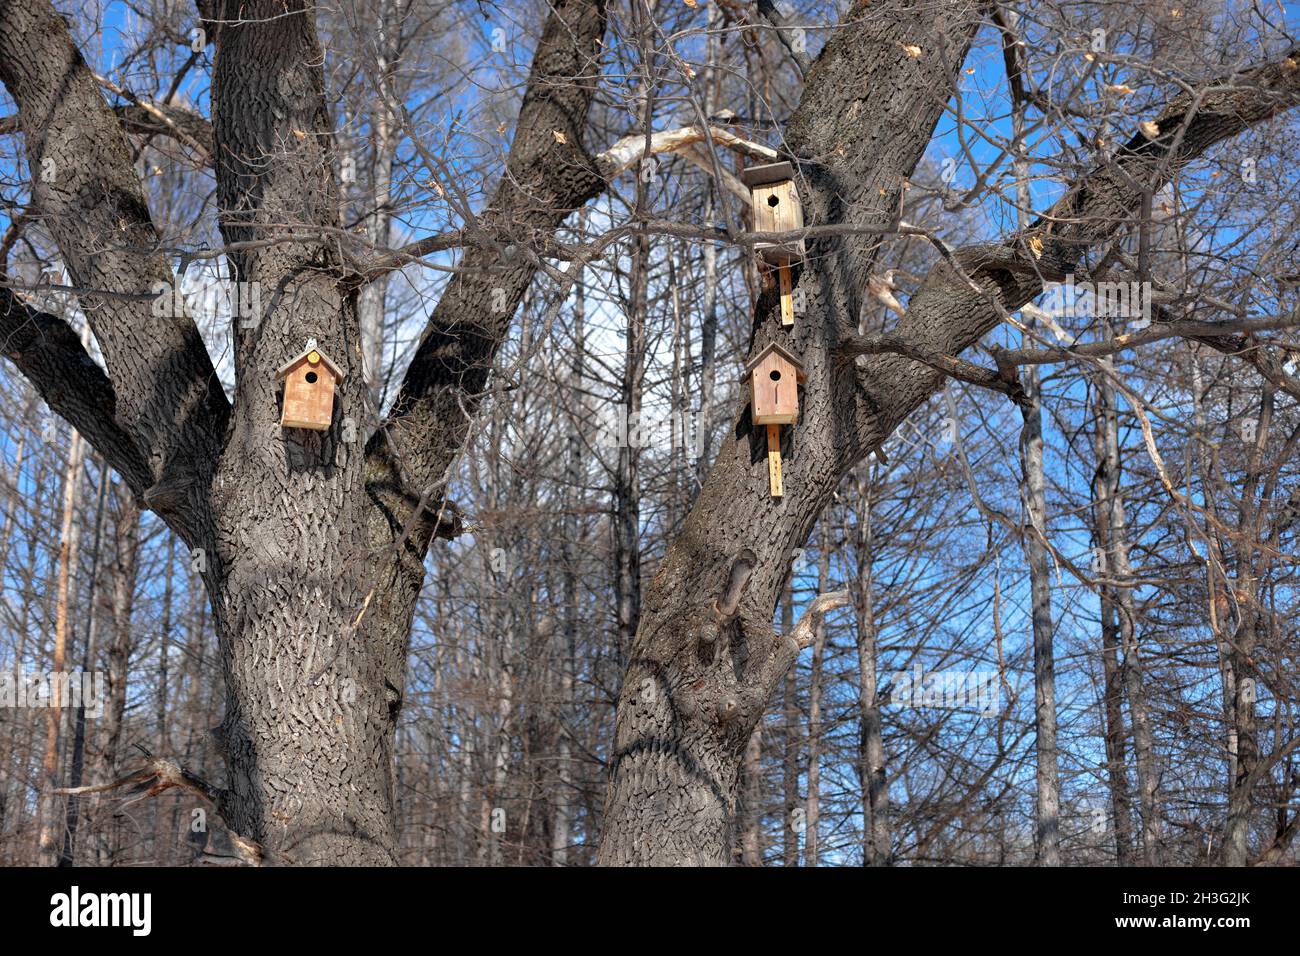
[
  {"xmin": 804, "ymin": 548, "xmax": 829, "ymax": 867},
  {"xmin": 1190, "ymin": 350, "xmax": 1240, "ymax": 847},
  {"xmin": 694, "ymin": 4, "xmax": 722, "ymax": 484},
  {"xmin": 739, "ymin": 725, "xmax": 763, "ymax": 865},
  {"xmin": 1006, "ymin": 42, "xmax": 1059, "ymax": 865},
  {"xmin": 697, "ymin": 201, "xmax": 720, "ymax": 484},
  {"xmin": 357, "ymin": 8, "xmax": 397, "ymax": 405},
  {"xmin": 153, "ymin": 532, "xmax": 175, "ymax": 862},
  {"xmin": 668, "ymin": 273, "xmax": 686, "ymax": 528},
  {"xmin": 37, "ymin": 430, "xmax": 84, "ymax": 866},
  {"xmin": 1020, "ymin": 358, "xmax": 1060, "ymax": 867},
  {"xmin": 522, "ymin": 616, "xmax": 556, "ymax": 864},
  {"xmin": 1223, "ymin": 388, "xmax": 1272, "ymax": 865},
  {"xmin": 1091, "ymin": 399, "xmax": 1135, "ymax": 866},
  {"xmin": 554, "ymin": 262, "xmax": 585, "ymax": 866},
  {"xmin": 10, "ymin": 453, "xmax": 47, "ymax": 862},
  {"xmin": 480, "ymin": 426, "xmax": 512, "ymax": 868},
  {"xmin": 59, "ymin": 460, "xmax": 109, "ymax": 866},
  {"xmin": 1096, "ymin": 350, "xmax": 1162, "ymax": 864},
  {"xmin": 613, "ymin": 102, "xmax": 650, "ymax": 676},
  {"xmin": 781, "ymin": 587, "xmax": 799, "ymax": 867},
  {"xmin": 0, "ymin": 415, "xmax": 25, "ymax": 586},
  {"xmin": 852, "ymin": 488, "xmax": 890, "ymax": 867},
  {"xmin": 0, "ymin": 422, "xmax": 27, "ymax": 852},
  {"xmin": 1224, "ymin": 590, "xmax": 1262, "ymax": 866},
  {"xmin": 100, "ymin": 492, "xmax": 142, "ymax": 856}
]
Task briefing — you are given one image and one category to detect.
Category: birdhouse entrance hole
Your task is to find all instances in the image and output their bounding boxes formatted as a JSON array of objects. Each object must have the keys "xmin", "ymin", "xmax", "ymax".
[{"xmin": 305, "ymin": 371, "xmax": 318, "ymax": 384}]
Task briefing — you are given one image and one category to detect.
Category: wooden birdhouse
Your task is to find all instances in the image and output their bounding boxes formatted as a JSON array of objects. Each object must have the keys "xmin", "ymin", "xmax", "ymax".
[
  {"xmin": 742, "ymin": 161, "xmax": 804, "ymax": 326},
  {"xmin": 741, "ymin": 161, "xmax": 805, "ymax": 266},
  {"xmin": 277, "ymin": 340, "xmax": 344, "ymax": 431},
  {"xmin": 743, "ymin": 342, "xmax": 806, "ymax": 425},
  {"xmin": 742, "ymin": 342, "xmax": 806, "ymax": 498}
]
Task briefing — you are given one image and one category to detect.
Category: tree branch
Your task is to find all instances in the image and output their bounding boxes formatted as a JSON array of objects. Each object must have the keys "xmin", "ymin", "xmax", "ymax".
[
  {"xmin": 0, "ymin": 290, "xmax": 153, "ymax": 494},
  {"xmin": 854, "ymin": 45, "xmax": 1300, "ymax": 447},
  {"xmin": 754, "ymin": 0, "xmax": 813, "ymax": 76},
  {"xmin": 0, "ymin": 0, "xmax": 229, "ymax": 536},
  {"xmin": 370, "ymin": 0, "xmax": 609, "ymax": 554}
]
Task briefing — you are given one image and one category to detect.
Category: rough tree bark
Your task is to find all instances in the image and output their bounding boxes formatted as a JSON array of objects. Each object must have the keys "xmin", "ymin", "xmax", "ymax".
[
  {"xmin": 6, "ymin": 0, "xmax": 1300, "ymax": 866},
  {"xmin": 596, "ymin": 0, "xmax": 1300, "ymax": 865},
  {"xmin": 597, "ymin": 0, "xmax": 984, "ymax": 867},
  {"xmin": 1, "ymin": 0, "xmax": 609, "ymax": 864}
]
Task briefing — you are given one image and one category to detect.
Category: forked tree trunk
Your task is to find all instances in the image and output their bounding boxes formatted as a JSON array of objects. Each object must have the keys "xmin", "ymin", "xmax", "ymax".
[
  {"xmin": 597, "ymin": 4, "xmax": 983, "ymax": 865},
  {"xmin": 2, "ymin": 0, "xmax": 609, "ymax": 865}
]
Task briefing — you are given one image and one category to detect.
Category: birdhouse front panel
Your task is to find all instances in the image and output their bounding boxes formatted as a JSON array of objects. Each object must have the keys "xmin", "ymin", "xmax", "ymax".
[
  {"xmin": 280, "ymin": 351, "xmax": 338, "ymax": 431},
  {"xmin": 743, "ymin": 163, "xmax": 805, "ymax": 265},
  {"xmin": 750, "ymin": 350, "xmax": 800, "ymax": 425}
]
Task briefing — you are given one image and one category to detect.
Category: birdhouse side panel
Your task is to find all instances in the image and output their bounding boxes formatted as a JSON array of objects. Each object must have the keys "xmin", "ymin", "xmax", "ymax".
[
  {"xmin": 281, "ymin": 365, "xmax": 337, "ymax": 431},
  {"xmin": 750, "ymin": 354, "xmax": 799, "ymax": 425}
]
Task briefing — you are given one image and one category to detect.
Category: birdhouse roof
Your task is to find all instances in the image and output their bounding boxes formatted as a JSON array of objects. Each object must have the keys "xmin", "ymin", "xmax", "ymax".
[
  {"xmin": 741, "ymin": 161, "xmax": 796, "ymax": 188},
  {"xmin": 741, "ymin": 341, "xmax": 807, "ymax": 381},
  {"xmin": 276, "ymin": 344, "xmax": 345, "ymax": 380}
]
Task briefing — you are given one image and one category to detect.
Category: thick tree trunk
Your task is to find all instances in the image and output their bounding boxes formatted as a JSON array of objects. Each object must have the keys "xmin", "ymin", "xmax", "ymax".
[
  {"xmin": 3, "ymin": 0, "xmax": 609, "ymax": 864},
  {"xmin": 597, "ymin": 5, "xmax": 983, "ymax": 865}
]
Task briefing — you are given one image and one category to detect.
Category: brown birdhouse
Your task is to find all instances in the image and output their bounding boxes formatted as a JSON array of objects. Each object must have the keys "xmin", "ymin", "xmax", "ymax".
[
  {"xmin": 743, "ymin": 342, "xmax": 806, "ymax": 425},
  {"xmin": 741, "ymin": 161, "xmax": 805, "ymax": 266},
  {"xmin": 276, "ymin": 340, "xmax": 344, "ymax": 431}
]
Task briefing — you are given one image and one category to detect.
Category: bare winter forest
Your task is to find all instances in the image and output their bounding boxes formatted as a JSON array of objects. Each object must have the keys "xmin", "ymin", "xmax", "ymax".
[{"xmin": 0, "ymin": 0, "xmax": 1299, "ymax": 867}]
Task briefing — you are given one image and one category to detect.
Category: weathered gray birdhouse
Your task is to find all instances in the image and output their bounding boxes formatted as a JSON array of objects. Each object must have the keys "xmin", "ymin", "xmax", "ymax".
[
  {"xmin": 742, "ymin": 342, "xmax": 806, "ymax": 425},
  {"xmin": 741, "ymin": 161, "xmax": 805, "ymax": 265},
  {"xmin": 277, "ymin": 341, "xmax": 344, "ymax": 431}
]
